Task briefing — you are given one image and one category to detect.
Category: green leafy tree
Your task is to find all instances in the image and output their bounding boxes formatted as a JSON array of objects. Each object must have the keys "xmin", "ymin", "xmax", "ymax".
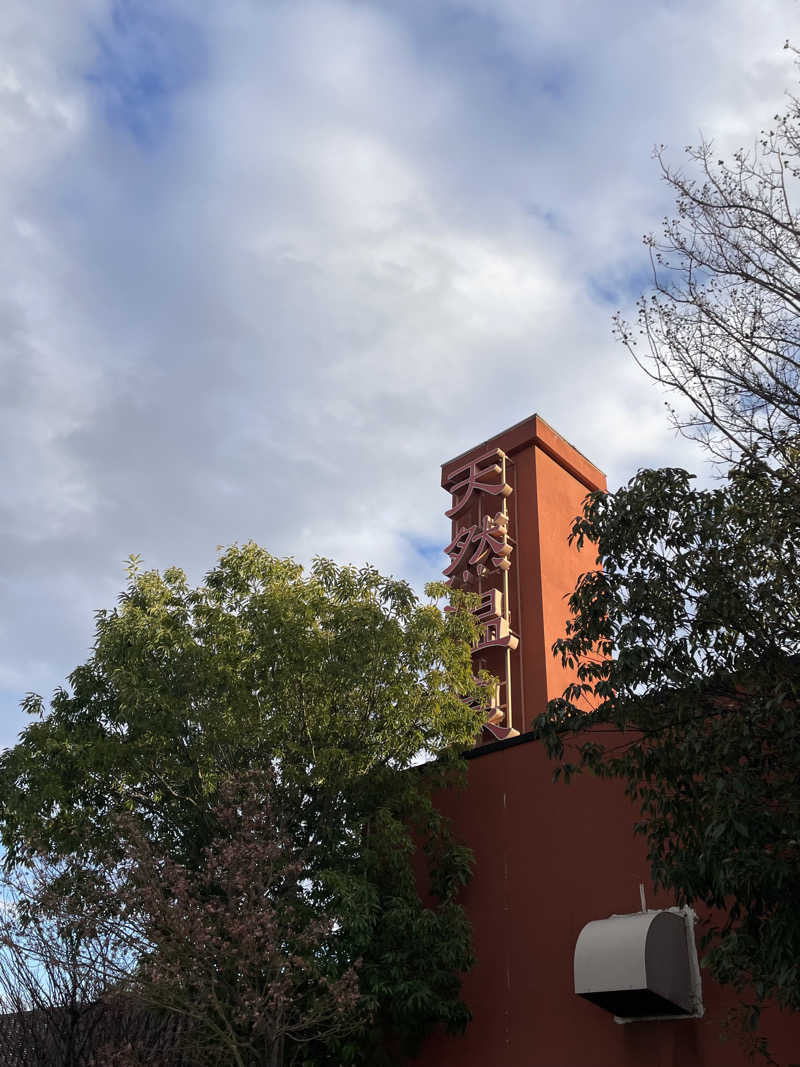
[
  {"xmin": 534, "ymin": 457, "xmax": 800, "ymax": 1016},
  {"xmin": 536, "ymin": 57, "xmax": 800, "ymax": 1046},
  {"xmin": 0, "ymin": 545, "xmax": 484, "ymax": 1064}
]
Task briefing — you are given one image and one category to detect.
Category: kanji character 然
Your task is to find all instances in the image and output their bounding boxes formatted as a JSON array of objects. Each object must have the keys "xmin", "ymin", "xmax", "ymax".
[
  {"xmin": 469, "ymin": 513, "xmax": 512, "ymax": 572},
  {"xmin": 443, "ymin": 526, "xmax": 477, "ymax": 585}
]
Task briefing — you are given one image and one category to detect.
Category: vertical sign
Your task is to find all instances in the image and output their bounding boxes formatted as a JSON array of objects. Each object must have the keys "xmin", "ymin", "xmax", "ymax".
[{"xmin": 443, "ymin": 450, "xmax": 520, "ymax": 741}]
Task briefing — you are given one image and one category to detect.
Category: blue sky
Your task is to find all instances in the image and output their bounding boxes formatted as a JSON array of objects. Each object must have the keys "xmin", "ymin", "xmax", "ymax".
[
  {"xmin": 86, "ymin": 1, "xmax": 208, "ymax": 145},
  {"xmin": 1, "ymin": 0, "xmax": 797, "ymax": 747}
]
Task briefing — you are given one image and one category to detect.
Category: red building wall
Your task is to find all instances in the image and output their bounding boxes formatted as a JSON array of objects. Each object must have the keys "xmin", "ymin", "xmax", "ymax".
[
  {"xmin": 414, "ymin": 737, "xmax": 800, "ymax": 1067},
  {"xmin": 421, "ymin": 416, "xmax": 800, "ymax": 1066}
]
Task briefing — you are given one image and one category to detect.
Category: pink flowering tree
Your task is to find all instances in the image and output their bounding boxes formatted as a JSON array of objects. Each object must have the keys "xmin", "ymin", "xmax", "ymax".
[{"xmin": 104, "ymin": 771, "xmax": 365, "ymax": 1067}]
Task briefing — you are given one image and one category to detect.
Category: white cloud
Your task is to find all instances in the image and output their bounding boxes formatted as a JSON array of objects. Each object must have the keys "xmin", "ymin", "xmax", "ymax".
[{"xmin": 0, "ymin": 0, "xmax": 797, "ymax": 746}]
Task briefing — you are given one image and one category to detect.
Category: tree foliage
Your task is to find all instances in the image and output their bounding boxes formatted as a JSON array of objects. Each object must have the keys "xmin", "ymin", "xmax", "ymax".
[
  {"xmin": 0, "ymin": 545, "xmax": 484, "ymax": 1064},
  {"xmin": 533, "ymin": 453, "xmax": 800, "ymax": 1013},
  {"xmin": 93, "ymin": 772, "xmax": 365, "ymax": 1067},
  {"xmin": 535, "ymin": 58, "xmax": 800, "ymax": 1033}
]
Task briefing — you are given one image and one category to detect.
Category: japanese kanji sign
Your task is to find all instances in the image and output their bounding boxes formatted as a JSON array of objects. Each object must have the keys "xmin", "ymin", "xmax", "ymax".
[
  {"xmin": 473, "ymin": 589, "xmax": 519, "ymax": 653},
  {"xmin": 443, "ymin": 448, "xmax": 519, "ymax": 741},
  {"xmin": 444, "ymin": 450, "xmax": 512, "ymax": 518},
  {"xmin": 443, "ymin": 513, "xmax": 512, "ymax": 586}
]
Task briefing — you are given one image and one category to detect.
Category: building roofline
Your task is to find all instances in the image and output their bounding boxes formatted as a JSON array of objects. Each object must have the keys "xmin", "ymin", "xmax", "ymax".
[{"xmin": 441, "ymin": 413, "xmax": 606, "ymax": 494}]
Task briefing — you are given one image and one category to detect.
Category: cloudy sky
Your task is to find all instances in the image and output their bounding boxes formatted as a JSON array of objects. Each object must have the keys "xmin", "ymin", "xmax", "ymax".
[{"xmin": 1, "ymin": 0, "xmax": 797, "ymax": 747}]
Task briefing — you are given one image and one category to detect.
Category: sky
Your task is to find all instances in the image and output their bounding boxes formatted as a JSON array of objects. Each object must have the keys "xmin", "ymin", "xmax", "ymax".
[{"xmin": 1, "ymin": 0, "xmax": 798, "ymax": 748}]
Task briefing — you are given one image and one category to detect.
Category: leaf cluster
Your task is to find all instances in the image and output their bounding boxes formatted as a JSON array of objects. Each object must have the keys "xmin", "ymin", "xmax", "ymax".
[
  {"xmin": 532, "ymin": 458, "xmax": 800, "ymax": 1014},
  {"xmin": 0, "ymin": 545, "xmax": 484, "ymax": 1063}
]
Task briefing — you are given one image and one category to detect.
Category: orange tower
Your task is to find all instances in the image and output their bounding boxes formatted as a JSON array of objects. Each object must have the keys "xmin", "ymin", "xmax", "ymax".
[{"xmin": 441, "ymin": 414, "xmax": 605, "ymax": 742}]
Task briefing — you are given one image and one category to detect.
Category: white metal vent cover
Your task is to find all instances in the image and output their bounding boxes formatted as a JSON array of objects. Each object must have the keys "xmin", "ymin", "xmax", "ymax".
[{"xmin": 573, "ymin": 908, "xmax": 703, "ymax": 1022}]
